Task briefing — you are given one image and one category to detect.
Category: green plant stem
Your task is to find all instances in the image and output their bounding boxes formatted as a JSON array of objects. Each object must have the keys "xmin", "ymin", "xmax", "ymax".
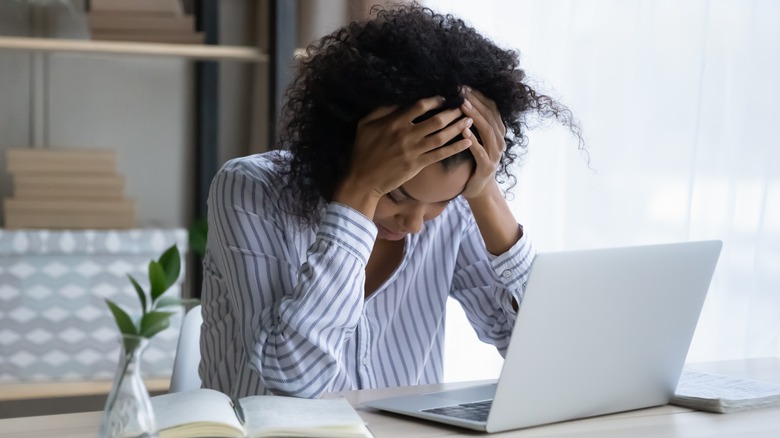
[{"xmin": 104, "ymin": 349, "xmax": 134, "ymax": 415}]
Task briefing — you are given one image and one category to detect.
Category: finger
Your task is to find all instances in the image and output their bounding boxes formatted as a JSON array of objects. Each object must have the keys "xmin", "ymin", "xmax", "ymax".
[
  {"xmin": 460, "ymin": 138, "xmax": 493, "ymax": 198},
  {"xmin": 410, "ymin": 107, "xmax": 463, "ymax": 137},
  {"xmin": 467, "ymin": 89, "xmax": 507, "ymax": 137},
  {"xmin": 461, "ymin": 97, "xmax": 504, "ymax": 161},
  {"xmin": 468, "ymin": 138, "xmax": 491, "ymax": 171},
  {"xmin": 462, "ymin": 98, "xmax": 498, "ymax": 152},
  {"xmin": 419, "ymin": 116, "xmax": 473, "ymax": 151},
  {"xmin": 463, "ymin": 92, "xmax": 499, "ymax": 136},
  {"xmin": 420, "ymin": 138, "xmax": 472, "ymax": 166},
  {"xmin": 358, "ymin": 104, "xmax": 401, "ymax": 126},
  {"xmin": 401, "ymin": 96, "xmax": 446, "ymax": 123},
  {"xmin": 468, "ymin": 88, "xmax": 499, "ymax": 113}
]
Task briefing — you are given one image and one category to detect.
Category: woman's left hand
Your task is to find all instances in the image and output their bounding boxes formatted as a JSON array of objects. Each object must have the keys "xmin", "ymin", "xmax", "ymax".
[{"xmin": 459, "ymin": 87, "xmax": 507, "ymax": 199}]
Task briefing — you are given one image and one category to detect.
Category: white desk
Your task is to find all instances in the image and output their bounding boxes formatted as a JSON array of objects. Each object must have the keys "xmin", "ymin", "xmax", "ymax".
[{"xmin": 1, "ymin": 358, "xmax": 778, "ymax": 437}]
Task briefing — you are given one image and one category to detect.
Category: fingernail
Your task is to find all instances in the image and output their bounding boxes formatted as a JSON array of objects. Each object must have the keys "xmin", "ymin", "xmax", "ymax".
[
  {"xmin": 465, "ymin": 117, "xmax": 473, "ymax": 127},
  {"xmin": 463, "ymin": 128, "xmax": 472, "ymax": 138},
  {"xmin": 464, "ymin": 86, "xmax": 472, "ymax": 94}
]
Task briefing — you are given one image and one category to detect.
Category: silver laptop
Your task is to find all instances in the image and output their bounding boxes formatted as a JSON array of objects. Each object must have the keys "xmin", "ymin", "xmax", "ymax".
[{"xmin": 363, "ymin": 240, "xmax": 723, "ymax": 433}]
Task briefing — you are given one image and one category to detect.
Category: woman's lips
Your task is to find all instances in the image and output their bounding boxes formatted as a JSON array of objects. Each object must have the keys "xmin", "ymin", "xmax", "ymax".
[{"xmin": 377, "ymin": 224, "xmax": 406, "ymax": 241}]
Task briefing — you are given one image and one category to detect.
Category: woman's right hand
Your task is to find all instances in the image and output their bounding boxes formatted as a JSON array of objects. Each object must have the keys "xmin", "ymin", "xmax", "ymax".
[{"xmin": 333, "ymin": 96, "xmax": 474, "ymax": 218}]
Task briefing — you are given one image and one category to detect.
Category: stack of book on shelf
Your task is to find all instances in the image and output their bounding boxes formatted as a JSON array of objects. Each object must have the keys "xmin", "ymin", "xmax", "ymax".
[
  {"xmin": 3, "ymin": 148, "xmax": 136, "ymax": 229},
  {"xmin": 88, "ymin": 0, "xmax": 203, "ymax": 44}
]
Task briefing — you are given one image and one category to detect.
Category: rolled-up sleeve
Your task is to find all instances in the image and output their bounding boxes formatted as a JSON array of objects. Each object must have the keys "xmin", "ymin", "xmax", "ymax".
[{"xmin": 450, "ymin": 219, "xmax": 536, "ymax": 357}]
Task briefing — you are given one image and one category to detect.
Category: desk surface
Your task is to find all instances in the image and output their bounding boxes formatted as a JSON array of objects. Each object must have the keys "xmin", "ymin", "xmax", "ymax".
[{"xmin": 1, "ymin": 357, "xmax": 779, "ymax": 437}]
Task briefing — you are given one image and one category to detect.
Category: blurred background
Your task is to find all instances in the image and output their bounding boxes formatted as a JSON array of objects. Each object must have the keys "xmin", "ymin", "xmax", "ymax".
[{"xmin": 429, "ymin": 0, "xmax": 780, "ymax": 382}]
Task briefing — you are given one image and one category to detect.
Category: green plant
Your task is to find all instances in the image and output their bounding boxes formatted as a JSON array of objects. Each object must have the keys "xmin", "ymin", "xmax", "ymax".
[
  {"xmin": 105, "ymin": 244, "xmax": 197, "ymax": 351},
  {"xmin": 188, "ymin": 216, "xmax": 208, "ymax": 259}
]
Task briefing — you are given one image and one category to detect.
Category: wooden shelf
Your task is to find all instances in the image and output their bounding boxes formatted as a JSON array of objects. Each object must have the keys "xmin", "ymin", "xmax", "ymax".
[
  {"xmin": 0, "ymin": 36, "xmax": 267, "ymax": 62},
  {"xmin": 0, "ymin": 378, "xmax": 171, "ymax": 401}
]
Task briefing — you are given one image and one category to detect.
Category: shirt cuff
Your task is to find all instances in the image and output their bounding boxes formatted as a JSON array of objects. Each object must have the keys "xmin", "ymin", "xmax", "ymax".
[
  {"xmin": 490, "ymin": 228, "xmax": 536, "ymax": 291},
  {"xmin": 316, "ymin": 202, "xmax": 378, "ymax": 266}
]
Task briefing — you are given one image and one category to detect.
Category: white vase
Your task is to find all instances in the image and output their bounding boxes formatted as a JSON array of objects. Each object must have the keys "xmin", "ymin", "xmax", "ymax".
[{"xmin": 99, "ymin": 335, "xmax": 158, "ymax": 438}]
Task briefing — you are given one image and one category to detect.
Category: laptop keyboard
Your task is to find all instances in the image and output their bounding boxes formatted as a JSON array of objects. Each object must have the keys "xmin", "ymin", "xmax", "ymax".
[{"xmin": 422, "ymin": 399, "xmax": 493, "ymax": 422}]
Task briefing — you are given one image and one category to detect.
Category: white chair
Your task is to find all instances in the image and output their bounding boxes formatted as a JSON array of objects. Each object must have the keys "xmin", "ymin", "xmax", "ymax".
[{"xmin": 170, "ymin": 304, "xmax": 203, "ymax": 392}]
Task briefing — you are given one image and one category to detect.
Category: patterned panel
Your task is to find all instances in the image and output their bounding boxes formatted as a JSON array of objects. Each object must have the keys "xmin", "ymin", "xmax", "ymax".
[{"xmin": 0, "ymin": 229, "xmax": 188, "ymax": 383}]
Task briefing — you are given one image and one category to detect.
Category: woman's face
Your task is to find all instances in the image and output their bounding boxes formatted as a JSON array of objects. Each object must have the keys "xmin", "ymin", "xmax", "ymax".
[{"xmin": 373, "ymin": 161, "xmax": 473, "ymax": 241}]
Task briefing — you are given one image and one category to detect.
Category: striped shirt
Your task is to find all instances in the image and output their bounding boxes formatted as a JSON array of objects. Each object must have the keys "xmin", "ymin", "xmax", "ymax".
[{"xmin": 199, "ymin": 151, "xmax": 536, "ymax": 399}]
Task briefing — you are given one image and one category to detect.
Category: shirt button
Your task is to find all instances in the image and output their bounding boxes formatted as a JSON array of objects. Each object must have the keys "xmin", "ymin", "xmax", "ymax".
[
  {"xmin": 501, "ymin": 270, "xmax": 512, "ymax": 278},
  {"xmin": 361, "ymin": 357, "xmax": 368, "ymax": 366}
]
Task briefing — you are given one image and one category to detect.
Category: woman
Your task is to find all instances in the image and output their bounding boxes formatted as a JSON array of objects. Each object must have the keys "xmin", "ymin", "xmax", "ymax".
[{"xmin": 200, "ymin": 4, "xmax": 579, "ymax": 399}]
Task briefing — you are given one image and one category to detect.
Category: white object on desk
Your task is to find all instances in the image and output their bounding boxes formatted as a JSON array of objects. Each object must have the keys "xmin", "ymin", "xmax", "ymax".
[
  {"xmin": 673, "ymin": 368, "xmax": 780, "ymax": 413},
  {"xmin": 170, "ymin": 304, "xmax": 203, "ymax": 393}
]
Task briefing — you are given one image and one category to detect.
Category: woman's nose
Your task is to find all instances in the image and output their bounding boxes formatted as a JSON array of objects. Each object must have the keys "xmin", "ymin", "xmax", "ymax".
[{"xmin": 398, "ymin": 208, "xmax": 425, "ymax": 234}]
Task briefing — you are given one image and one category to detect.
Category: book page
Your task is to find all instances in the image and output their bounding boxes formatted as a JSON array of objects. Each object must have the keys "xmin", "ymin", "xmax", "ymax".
[
  {"xmin": 240, "ymin": 395, "xmax": 369, "ymax": 438},
  {"xmin": 152, "ymin": 389, "xmax": 244, "ymax": 438}
]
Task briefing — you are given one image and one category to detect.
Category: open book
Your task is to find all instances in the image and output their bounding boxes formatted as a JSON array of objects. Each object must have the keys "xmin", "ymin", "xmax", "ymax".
[
  {"xmin": 672, "ymin": 369, "xmax": 780, "ymax": 413},
  {"xmin": 151, "ymin": 389, "xmax": 373, "ymax": 437}
]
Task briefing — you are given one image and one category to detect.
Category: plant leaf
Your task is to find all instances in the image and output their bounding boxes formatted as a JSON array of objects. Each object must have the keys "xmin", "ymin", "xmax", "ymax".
[
  {"xmin": 139, "ymin": 311, "xmax": 173, "ymax": 338},
  {"xmin": 149, "ymin": 261, "xmax": 167, "ymax": 303},
  {"xmin": 127, "ymin": 274, "xmax": 147, "ymax": 313},
  {"xmin": 105, "ymin": 299, "xmax": 138, "ymax": 335},
  {"xmin": 157, "ymin": 244, "xmax": 181, "ymax": 289},
  {"xmin": 188, "ymin": 217, "xmax": 208, "ymax": 259},
  {"xmin": 122, "ymin": 335, "xmax": 143, "ymax": 353},
  {"xmin": 154, "ymin": 296, "xmax": 200, "ymax": 309}
]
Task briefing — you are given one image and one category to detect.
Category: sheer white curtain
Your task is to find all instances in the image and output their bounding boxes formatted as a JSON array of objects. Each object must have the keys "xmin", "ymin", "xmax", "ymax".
[{"xmin": 424, "ymin": 0, "xmax": 780, "ymax": 382}]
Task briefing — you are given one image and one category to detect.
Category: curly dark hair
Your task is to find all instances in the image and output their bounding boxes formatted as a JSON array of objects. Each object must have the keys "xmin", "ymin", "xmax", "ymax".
[{"xmin": 276, "ymin": 3, "xmax": 581, "ymax": 226}]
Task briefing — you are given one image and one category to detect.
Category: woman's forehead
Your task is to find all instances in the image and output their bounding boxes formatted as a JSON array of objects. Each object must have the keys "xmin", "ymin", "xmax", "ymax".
[{"xmin": 400, "ymin": 162, "xmax": 472, "ymax": 203}]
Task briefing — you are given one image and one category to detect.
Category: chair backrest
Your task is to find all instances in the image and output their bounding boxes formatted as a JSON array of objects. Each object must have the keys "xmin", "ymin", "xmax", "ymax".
[{"xmin": 170, "ymin": 304, "xmax": 203, "ymax": 392}]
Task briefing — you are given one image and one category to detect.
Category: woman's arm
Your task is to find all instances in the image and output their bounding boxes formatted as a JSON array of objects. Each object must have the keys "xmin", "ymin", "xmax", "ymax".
[
  {"xmin": 467, "ymin": 180, "xmax": 523, "ymax": 256},
  {"xmin": 208, "ymin": 160, "xmax": 376, "ymax": 398},
  {"xmin": 459, "ymin": 87, "xmax": 524, "ymax": 257},
  {"xmin": 448, "ymin": 207, "xmax": 535, "ymax": 356},
  {"xmin": 448, "ymin": 87, "xmax": 539, "ymax": 353}
]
